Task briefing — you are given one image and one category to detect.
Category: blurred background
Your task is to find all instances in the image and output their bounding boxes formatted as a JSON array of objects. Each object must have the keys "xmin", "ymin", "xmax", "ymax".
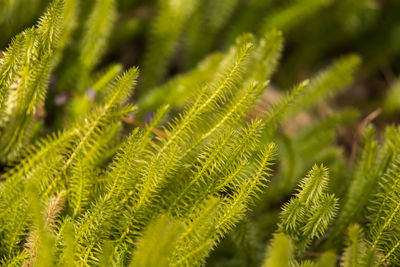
[{"xmin": 2, "ymin": 0, "xmax": 400, "ymax": 113}]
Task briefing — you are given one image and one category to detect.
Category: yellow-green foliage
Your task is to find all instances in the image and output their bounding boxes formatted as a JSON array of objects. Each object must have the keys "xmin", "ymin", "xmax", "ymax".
[{"xmin": 0, "ymin": 0, "xmax": 400, "ymax": 266}]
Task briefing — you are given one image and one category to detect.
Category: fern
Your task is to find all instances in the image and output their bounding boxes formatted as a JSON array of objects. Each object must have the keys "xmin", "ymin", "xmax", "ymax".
[
  {"xmin": 130, "ymin": 215, "xmax": 184, "ymax": 267},
  {"xmin": 141, "ymin": 0, "xmax": 198, "ymax": 90},
  {"xmin": 1, "ymin": 0, "xmax": 400, "ymax": 266},
  {"xmin": 279, "ymin": 165, "xmax": 338, "ymax": 253},
  {"xmin": 261, "ymin": 233, "xmax": 294, "ymax": 267},
  {"xmin": 170, "ymin": 144, "xmax": 275, "ymax": 266},
  {"xmin": 0, "ymin": 0, "xmax": 76, "ymax": 161},
  {"xmin": 334, "ymin": 126, "xmax": 381, "ymax": 236},
  {"xmin": 286, "ymin": 54, "xmax": 360, "ymax": 117},
  {"xmin": 341, "ymin": 224, "xmax": 367, "ymax": 267},
  {"xmin": 367, "ymin": 158, "xmax": 400, "ymax": 265},
  {"xmin": 78, "ymin": 0, "xmax": 116, "ymax": 88}
]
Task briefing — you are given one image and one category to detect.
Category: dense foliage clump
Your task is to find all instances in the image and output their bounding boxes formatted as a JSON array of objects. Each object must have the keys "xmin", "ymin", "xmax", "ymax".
[{"xmin": 1, "ymin": 0, "xmax": 400, "ymax": 266}]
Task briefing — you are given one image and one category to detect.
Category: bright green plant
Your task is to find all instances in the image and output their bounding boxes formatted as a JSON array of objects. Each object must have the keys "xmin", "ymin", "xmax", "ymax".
[{"xmin": 0, "ymin": 0, "xmax": 400, "ymax": 266}]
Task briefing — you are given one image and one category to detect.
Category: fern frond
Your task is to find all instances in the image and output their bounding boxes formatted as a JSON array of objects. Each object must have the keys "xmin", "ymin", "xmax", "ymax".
[
  {"xmin": 0, "ymin": 0, "xmax": 46, "ymax": 44},
  {"xmin": 182, "ymin": 0, "xmax": 241, "ymax": 67},
  {"xmin": 79, "ymin": 0, "xmax": 116, "ymax": 80},
  {"xmin": 57, "ymin": 0, "xmax": 78, "ymax": 50},
  {"xmin": 58, "ymin": 219, "xmax": 76, "ymax": 267},
  {"xmin": 262, "ymin": 80, "xmax": 309, "ymax": 138},
  {"xmin": 169, "ymin": 197, "xmax": 220, "ymax": 266},
  {"xmin": 130, "ymin": 215, "xmax": 184, "ymax": 267},
  {"xmin": 0, "ymin": 0, "xmax": 75, "ymax": 162},
  {"xmin": 247, "ymin": 29, "xmax": 283, "ymax": 84},
  {"xmin": 187, "ymin": 81, "xmax": 265, "ymax": 162},
  {"xmin": 108, "ymin": 105, "xmax": 169, "ymax": 197},
  {"xmin": 24, "ymin": 182, "xmax": 57, "ymax": 267},
  {"xmin": 315, "ymin": 251, "xmax": 337, "ymax": 267},
  {"xmin": 165, "ymin": 127, "xmax": 236, "ymax": 216},
  {"xmin": 141, "ymin": 0, "xmax": 198, "ymax": 90},
  {"xmin": 73, "ymin": 106, "xmax": 169, "ymax": 264},
  {"xmin": 129, "ymin": 41, "xmax": 253, "ymax": 212},
  {"xmin": 98, "ymin": 67, "xmax": 139, "ymax": 108},
  {"xmin": 166, "ymin": 120, "xmax": 265, "ymax": 217},
  {"xmin": 139, "ymin": 29, "xmax": 280, "ymax": 119},
  {"xmin": 0, "ymin": 251, "xmax": 29, "ymax": 267},
  {"xmin": 296, "ymin": 165, "xmax": 330, "ymax": 206},
  {"xmin": 341, "ymin": 224, "xmax": 367, "ymax": 267},
  {"xmin": 0, "ymin": 34, "xmax": 23, "ymax": 112},
  {"xmin": 0, "ymin": 131, "xmax": 76, "ymax": 245},
  {"xmin": 261, "ymin": 233, "xmax": 294, "ymax": 267},
  {"xmin": 73, "ymin": 196, "xmax": 116, "ymax": 266},
  {"xmin": 0, "ymin": 153, "xmax": 67, "ymax": 255},
  {"xmin": 171, "ymin": 144, "xmax": 275, "ymax": 266},
  {"xmin": 286, "ymin": 54, "xmax": 360, "ymax": 117},
  {"xmin": 137, "ymin": 53, "xmax": 222, "ymax": 116},
  {"xmin": 69, "ymin": 153, "xmax": 95, "ymax": 217},
  {"xmin": 367, "ymin": 158, "xmax": 400, "ymax": 265},
  {"xmin": 36, "ymin": 0, "xmax": 64, "ymax": 54},
  {"xmin": 279, "ymin": 165, "xmax": 338, "ymax": 253},
  {"xmin": 205, "ymin": 0, "xmax": 240, "ymax": 33},
  {"xmin": 45, "ymin": 67, "xmax": 138, "ymax": 196},
  {"xmin": 334, "ymin": 126, "xmax": 380, "ymax": 236},
  {"xmin": 301, "ymin": 193, "xmax": 338, "ymax": 241},
  {"xmin": 0, "ymin": 1, "xmax": 397, "ymax": 265},
  {"xmin": 93, "ymin": 64, "xmax": 123, "ymax": 96}
]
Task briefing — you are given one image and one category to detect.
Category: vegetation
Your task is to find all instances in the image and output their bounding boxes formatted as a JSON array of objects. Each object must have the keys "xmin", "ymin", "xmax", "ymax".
[{"xmin": 0, "ymin": 0, "xmax": 399, "ymax": 266}]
